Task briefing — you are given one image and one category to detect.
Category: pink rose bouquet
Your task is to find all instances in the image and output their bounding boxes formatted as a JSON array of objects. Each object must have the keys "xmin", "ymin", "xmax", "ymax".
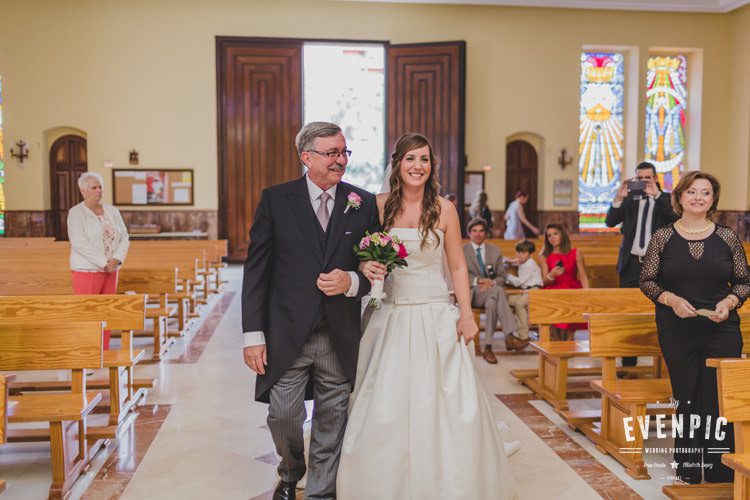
[{"xmin": 354, "ymin": 231, "xmax": 409, "ymax": 308}]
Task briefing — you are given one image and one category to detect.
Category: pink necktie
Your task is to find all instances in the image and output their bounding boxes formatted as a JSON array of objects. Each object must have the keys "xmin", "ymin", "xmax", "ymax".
[{"xmin": 317, "ymin": 192, "xmax": 331, "ymax": 230}]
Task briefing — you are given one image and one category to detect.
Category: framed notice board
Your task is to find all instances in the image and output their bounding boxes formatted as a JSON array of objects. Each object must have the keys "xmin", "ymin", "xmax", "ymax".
[{"xmin": 113, "ymin": 169, "xmax": 194, "ymax": 206}]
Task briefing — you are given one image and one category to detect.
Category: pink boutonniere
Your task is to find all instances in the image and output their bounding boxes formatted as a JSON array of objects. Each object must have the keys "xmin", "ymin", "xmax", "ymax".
[{"xmin": 344, "ymin": 192, "xmax": 362, "ymax": 214}]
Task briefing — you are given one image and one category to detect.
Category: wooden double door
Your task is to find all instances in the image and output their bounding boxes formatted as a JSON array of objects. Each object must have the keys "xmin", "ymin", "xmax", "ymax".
[{"xmin": 217, "ymin": 37, "xmax": 466, "ymax": 261}]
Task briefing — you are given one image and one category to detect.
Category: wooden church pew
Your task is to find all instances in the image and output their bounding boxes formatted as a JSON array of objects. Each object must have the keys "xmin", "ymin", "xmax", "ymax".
[{"xmin": 2, "ymin": 321, "xmax": 104, "ymax": 500}]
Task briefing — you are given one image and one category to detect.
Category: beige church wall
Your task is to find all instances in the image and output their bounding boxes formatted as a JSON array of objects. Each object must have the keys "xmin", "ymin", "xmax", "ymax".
[
  {"xmin": 0, "ymin": 0, "xmax": 742, "ymax": 216},
  {"xmin": 728, "ymin": 5, "xmax": 750, "ymax": 210}
]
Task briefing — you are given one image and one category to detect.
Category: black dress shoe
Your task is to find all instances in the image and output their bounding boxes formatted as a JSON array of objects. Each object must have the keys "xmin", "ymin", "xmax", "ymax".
[{"xmin": 273, "ymin": 480, "xmax": 297, "ymax": 500}]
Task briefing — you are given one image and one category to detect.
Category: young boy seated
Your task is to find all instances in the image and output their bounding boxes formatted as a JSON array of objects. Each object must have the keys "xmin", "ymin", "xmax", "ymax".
[
  {"xmin": 505, "ymin": 240, "xmax": 543, "ymax": 290},
  {"xmin": 503, "ymin": 240, "xmax": 543, "ymax": 342}
]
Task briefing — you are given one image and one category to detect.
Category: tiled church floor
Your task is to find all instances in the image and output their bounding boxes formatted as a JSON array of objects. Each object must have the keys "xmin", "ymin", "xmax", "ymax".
[{"xmin": 0, "ymin": 266, "xmax": 681, "ymax": 499}]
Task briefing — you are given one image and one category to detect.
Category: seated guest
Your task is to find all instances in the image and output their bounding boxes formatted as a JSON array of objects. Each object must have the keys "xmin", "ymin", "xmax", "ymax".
[
  {"xmin": 67, "ymin": 172, "xmax": 130, "ymax": 350},
  {"xmin": 504, "ymin": 240, "xmax": 543, "ymax": 342},
  {"xmin": 541, "ymin": 223, "xmax": 589, "ymax": 340},
  {"xmin": 640, "ymin": 171, "xmax": 749, "ymax": 484},
  {"xmin": 463, "ymin": 218, "xmax": 528, "ymax": 363}
]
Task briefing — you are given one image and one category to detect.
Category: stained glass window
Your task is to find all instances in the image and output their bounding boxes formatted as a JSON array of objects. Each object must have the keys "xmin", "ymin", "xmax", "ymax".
[
  {"xmin": 303, "ymin": 43, "xmax": 386, "ymax": 193},
  {"xmin": 578, "ymin": 52, "xmax": 625, "ymax": 232},
  {"xmin": 645, "ymin": 55, "xmax": 687, "ymax": 191},
  {"xmin": 0, "ymin": 76, "xmax": 5, "ymax": 236}
]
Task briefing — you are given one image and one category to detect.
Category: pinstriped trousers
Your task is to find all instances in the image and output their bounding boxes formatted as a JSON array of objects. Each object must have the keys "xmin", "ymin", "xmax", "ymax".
[{"xmin": 268, "ymin": 316, "xmax": 351, "ymax": 500}]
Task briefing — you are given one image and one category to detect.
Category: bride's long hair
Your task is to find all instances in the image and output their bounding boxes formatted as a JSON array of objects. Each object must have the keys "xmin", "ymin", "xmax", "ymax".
[{"xmin": 383, "ymin": 133, "xmax": 442, "ymax": 249}]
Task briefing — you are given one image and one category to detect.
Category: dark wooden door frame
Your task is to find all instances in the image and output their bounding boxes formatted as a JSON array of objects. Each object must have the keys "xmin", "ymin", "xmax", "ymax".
[
  {"xmin": 505, "ymin": 139, "xmax": 539, "ymax": 237},
  {"xmin": 50, "ymin": 135, "xmax": 87, "ymax": 241},
  {"xmin": 386, "ymin": 41, "xmax": 467, "ymax": 209},
  {"xmin": 216, "ymin": 36, "xmax": 466, "ymax": 260}
]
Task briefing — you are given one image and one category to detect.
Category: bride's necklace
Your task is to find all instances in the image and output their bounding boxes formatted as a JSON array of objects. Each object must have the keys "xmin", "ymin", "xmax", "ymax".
[{"xmin": 675, "ymin": 218, "xmax": 712, "ymax": 234}]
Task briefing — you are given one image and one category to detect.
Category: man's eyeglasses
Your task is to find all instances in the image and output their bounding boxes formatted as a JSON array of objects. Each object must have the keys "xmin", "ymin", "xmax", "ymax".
[{"xmin": 307, "ymin": 149, "xmax": 352, "ymax": 160}]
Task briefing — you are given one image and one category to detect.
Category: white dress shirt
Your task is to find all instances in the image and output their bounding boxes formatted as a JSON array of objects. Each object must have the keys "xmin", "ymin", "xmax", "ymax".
[
  {"xmin": 611, "ymin": 192, "xmax": 661, "ymax": 257},
  {"xmin": 243, "ymin": 175, "xmax": 360, "ymax": 347},
  {"xmin": 505, "ymin": 258, "xmax": 543, "ymax": 289}
]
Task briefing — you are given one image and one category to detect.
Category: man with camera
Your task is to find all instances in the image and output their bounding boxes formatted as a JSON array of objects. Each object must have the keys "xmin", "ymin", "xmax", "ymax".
[
  {"xmin": 606, "ymin": 161, "xmax": 678, "ymax": 369},
  {"xmin": 463, "ymin": 217, "xmax": 528, "ymax": 364}
]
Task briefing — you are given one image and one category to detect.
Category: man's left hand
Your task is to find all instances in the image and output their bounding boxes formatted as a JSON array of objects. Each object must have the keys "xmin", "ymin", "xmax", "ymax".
[
  {"xmin": 644, "ymin": 179, "xmax": 660, "ymax": 198},
  {"xmin": 477, "ymin": 278, "xmax": 495, "ymax": 293},
  {"xmin": 317, "ymin": 269, "xmax": 352, "ymax": 296}
]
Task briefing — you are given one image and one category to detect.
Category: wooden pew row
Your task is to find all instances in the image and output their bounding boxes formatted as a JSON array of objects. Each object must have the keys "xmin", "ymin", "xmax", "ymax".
[
  {"xmin": 128, "ymin": 239, "xmax": 228, "ymax": 293},
  {"xmin": 0, "ymin": 237, "xmax": 57, "ymax": 247},
  {"xmin": 0, "ymin": 294, "xmax": 154, "ymax": 432},
  {"xmin": 117, "ymin": 269, "xmax": 183, "ymax": 360},
  {"xmin": 0, "ymin": 373, "xmax": 13, "ymax": 495},
  {"xmin": 0, "ymin": 268, "xmax": 183, "ymax": 361},
  {"xmin": 511, "ymin": 288, "xmax": 656, "ymax": 411},
  {"xmin": 662, "ymin": 358, "xmax": 750, "ymax": 499},
  {"xmin": 1, "ymin": 321, "xmax": 104, "ymax": 500},
  {"xmin": 715, "ymin": 359, "xmax": 750, "ymax": 500},
  {"xmin": 574, "ymin": 313, "xmax": 750, "ymax": 482}
]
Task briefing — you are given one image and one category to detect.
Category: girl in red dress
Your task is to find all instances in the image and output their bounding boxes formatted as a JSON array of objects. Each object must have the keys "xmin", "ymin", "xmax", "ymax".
[{"xmin": 540, "ymin": 223, "xmax": 590, "ymax": 340}]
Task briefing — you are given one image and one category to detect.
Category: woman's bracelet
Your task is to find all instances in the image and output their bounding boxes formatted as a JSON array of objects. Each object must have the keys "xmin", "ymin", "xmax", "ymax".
[{"xmin": 662, "ymin": 292, "xmax": 672, "ymax": 307}]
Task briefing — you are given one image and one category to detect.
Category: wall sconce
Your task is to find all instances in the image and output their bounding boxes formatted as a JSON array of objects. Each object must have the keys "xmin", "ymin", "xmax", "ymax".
[
  {"xmin": 129, "ymin": 149, "xmax": 139, "ymax": 165},
  {"xmin": 482, "ymin": 164, "xmax": 492, "ymax": 172},
  {"xmin": 10, "ymin": 140, "xmax": 29, "ymax": 163},
  {"xmin": 558, "ymin": 148, "xmax": 573, "ymax": 169}
]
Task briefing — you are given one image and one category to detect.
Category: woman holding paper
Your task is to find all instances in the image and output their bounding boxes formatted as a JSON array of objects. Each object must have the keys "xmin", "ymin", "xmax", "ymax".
[{"xmin": 640, "ymin": 170, "xmax": 750, "ymax": 485}]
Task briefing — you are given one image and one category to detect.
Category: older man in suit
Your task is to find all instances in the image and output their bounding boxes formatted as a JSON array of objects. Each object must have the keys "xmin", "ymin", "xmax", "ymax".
[
  {"xmin": 242, "ymin": 122, "xmax": 379, "ymax": 500},
  {"xmin": 463, "ymin": 217, "xmax": 528, "ymax": 363}
]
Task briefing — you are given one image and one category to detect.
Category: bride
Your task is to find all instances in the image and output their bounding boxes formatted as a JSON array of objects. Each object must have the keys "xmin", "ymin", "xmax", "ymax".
[{"xmin": 336, "ymin": 133, "xmax": 516, "ymax": 499}]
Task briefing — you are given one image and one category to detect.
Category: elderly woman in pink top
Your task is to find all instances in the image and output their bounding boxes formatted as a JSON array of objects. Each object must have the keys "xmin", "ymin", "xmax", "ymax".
[{"xmin": 67, "ymin": 172, "xmax": 130, "ymax": 349}]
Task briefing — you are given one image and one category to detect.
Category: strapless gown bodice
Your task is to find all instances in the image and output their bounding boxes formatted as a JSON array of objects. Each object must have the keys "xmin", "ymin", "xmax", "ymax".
[{"xmin": 383, "ymin": 228, "xmax": 449, "ymax": 302}]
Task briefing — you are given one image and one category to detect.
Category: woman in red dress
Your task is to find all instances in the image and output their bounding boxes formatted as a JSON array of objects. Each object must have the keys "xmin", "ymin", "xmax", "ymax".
[{"xmin": 540, "ymin": 223, "xmax": 590, "ymax": 339}]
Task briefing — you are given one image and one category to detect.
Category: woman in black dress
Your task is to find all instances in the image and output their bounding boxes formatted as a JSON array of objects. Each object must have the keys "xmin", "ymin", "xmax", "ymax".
[{"xmin": 640, "ymin": 170, "xmax": 750, "ymax": 484}]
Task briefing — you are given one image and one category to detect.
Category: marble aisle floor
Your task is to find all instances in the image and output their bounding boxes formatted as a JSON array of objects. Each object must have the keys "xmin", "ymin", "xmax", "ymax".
[{"xmin": 1, "ymin": 265, "xmax": 684, "ymax": 499}]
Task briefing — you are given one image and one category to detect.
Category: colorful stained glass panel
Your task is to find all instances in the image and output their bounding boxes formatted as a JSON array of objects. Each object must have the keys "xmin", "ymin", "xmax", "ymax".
[
  {"xmin": 578, "ymin": 52, "xmax": 625, "ymax": 232},
  {"xmin": 645, "ymin": 55, "xmax": 687, "ymax": 191}
]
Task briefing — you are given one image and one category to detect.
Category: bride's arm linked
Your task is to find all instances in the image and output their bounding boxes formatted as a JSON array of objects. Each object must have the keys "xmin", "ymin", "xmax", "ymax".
[{"xmin": 441, "ymin": 198, "xmax": 479, "ymax": 344}]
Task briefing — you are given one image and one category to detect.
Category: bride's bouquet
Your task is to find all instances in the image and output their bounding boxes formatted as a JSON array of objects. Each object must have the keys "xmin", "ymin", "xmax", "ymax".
[{"xmin": 354, "ymin": 231, "xmax": 409, "ymax": 308}]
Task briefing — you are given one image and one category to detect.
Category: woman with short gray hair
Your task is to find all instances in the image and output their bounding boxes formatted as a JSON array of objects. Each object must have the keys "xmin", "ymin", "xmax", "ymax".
[{"xmin": 67, "ymin": 172, "xmax": 130, "ymax": 349}]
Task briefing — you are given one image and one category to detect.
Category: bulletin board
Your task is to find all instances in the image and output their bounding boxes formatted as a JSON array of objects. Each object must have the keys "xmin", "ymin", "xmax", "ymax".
[{"xmin": 113, "ymin": 169, "xmax": 194, "ymax": 206}]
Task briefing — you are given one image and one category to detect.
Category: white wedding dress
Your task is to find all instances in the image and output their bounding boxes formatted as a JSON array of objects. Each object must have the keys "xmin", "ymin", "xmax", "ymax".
[{"xmin": 337, "ymin": 228, "xmax": 516, "ymax": 500}]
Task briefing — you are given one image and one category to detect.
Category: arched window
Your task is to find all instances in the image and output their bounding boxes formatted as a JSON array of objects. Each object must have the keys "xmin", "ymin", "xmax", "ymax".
[
  {"xmin": 578, "ymin": 52, "xmax": 625, "ymax": 232},
  {"xmin": 645, "ymin": 55, "xmax": 687, "ymax": 191}
]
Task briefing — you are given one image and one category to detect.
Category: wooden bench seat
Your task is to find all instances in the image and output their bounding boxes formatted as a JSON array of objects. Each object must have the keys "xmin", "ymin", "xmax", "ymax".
[
  {"xmin": 662, "ymin": 483, "xmax": 734, "ymax": 499},
  {"xmin": 0, "ymin": 321, "xmax": 104, "ymax": 499},
  {"xmin": 590, "ymin": 378, "xmax": 672, "ymax": 404},
  {"xmin": 8, "ymin": 391, "xmax": 102, "ymax": 423}
]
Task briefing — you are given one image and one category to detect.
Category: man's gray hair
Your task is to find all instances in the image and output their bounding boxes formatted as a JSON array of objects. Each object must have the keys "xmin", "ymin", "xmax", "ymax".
[
  {"xmin": 295, "ymin": 122, "xmax": 342, "ymax": 157},
  {"xmin": 78, "ymin": 172, "xmax": 104, "ymax": 190}
]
